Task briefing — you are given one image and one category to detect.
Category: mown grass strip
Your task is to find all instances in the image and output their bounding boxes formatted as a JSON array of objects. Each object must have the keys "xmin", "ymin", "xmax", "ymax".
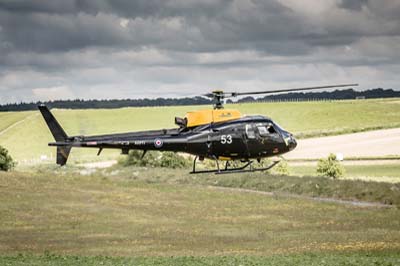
[{"xmin": 2, "ymin": 252, "xmax": 400, "ymax": 266}]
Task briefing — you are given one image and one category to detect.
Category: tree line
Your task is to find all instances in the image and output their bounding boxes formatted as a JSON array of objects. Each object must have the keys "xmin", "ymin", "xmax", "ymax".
[
  {"xmin": 231, "ymin": 88, "xmax": 400, "ymax": 103},
  {"xmin": 0, "ymin": 97, "xmax": 212, "ymax": 111},
  {"xmin": 0, "ymin": 88, "xmax": 399, "ymax": 112}
]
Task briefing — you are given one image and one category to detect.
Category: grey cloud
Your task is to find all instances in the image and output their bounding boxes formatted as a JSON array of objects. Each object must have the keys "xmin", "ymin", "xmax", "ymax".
[
  {"xmin": 0, "ymin": 11, "xmax": 132, "ymax": 53},
  {"xmin": 0, "ymin": 0, "xmax": 314, "ymax": 54},
  {"xmin": 339, "ymin": 0, "xmax": 368, "ymax": 11},
  {"xmin": 367, "ymin": 0, "xmax": 400, "ymax": 20},
  {"xmin": 0, "ymin": 0, "xmax": 79, "ymax": 14},
  {"xmin": 0, "ymin": 0, "xmax": 399, "ymax": 104},
  {"xmin": 0, "ymin": 0, "xmax": 232, "ymax": 18}
]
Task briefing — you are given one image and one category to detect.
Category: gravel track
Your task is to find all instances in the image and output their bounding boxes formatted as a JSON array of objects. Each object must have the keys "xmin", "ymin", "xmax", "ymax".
[{"xmin": 286, "ymin": 128, "xmax": 400, "ymax": 159}]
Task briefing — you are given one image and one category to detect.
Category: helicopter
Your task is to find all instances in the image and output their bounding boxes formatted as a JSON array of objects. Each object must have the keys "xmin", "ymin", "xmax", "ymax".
[{"xmin": 39, "ymin": 83, "xmax": 357, "ymax": 174}]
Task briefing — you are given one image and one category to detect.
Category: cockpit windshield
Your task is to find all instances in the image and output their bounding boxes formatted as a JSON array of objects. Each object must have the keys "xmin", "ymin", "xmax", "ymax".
[
  {"xmin": 272, "ymin": 121, "xmax": 285, "ymax": 133},
  {"xmin": 272, "ymin": 121, "xmax": 292, "ymax": 139}
]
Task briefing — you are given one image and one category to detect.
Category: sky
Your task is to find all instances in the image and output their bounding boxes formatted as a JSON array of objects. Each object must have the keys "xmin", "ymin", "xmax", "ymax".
[{"xmin": 0, "ymin": 0, "xmax": 399, "ymax": 104}]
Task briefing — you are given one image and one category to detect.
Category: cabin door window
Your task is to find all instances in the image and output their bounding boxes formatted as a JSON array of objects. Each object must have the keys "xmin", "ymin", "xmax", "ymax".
[{"xmin": 245, "ymin": 124, "xmax": 256, "ymax": 139}]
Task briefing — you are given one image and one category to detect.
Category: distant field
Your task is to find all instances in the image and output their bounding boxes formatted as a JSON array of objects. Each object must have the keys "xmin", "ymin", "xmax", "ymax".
[
  {"xmin": 0, "ymin": 98, "xmax": 400, "ymax": 163},
  {"xmin": 1, "ymin": 170, "xmax": 399, "ymax": 257}
]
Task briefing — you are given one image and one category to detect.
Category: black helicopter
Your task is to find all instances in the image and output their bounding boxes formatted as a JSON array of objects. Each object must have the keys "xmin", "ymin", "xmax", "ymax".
[{"xmin": 39, "ymin": 84, "xmax": 357, "ymax": 174}]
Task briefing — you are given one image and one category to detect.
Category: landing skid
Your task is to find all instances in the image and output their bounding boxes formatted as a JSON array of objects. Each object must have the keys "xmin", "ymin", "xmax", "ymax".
[{"xmin": 190, "ymin": 156, "xmax": 280, "ymax": 174}]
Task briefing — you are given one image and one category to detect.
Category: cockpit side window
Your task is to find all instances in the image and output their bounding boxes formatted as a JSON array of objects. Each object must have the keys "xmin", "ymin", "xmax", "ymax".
[
  {"xmin": 257, "ymin": 126, "xmax": 268, "ymax": 136},
  {"xmin": 256, "ymin": 123, "xmax": 277, "ymax": 137},
  {"xmin": 267, "ymin": 124, "xmax": 277, "ymax": 134},
  {"xmin": 245, "ymin": 124, "xmax": 256, "ymax": 139}
]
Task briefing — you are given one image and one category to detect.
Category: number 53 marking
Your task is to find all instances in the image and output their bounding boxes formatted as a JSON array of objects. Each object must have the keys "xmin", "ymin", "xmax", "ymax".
[{"xmin": 221, "ymin": 134, "xmax": 232, "ymax": 144}]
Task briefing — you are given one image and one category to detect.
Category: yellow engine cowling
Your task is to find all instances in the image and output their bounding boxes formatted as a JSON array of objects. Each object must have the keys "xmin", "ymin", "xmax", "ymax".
[{"xmin": 185, "ymin": 109, "xmax": 242, "ymax": 127}]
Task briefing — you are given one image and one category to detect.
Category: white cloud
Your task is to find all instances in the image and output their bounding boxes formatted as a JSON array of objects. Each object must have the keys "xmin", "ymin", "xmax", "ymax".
[
  {"xmin": 32, "ymin": 86, "xmax": 75, "ymax": 101},
  {"xmin": 119, "ymin": 18, "xmax": 129, "ymax": 28}
]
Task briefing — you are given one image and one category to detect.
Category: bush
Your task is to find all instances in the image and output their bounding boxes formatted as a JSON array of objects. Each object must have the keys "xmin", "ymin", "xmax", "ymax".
[
  {"xmin": 160, "ymin": 152, "xmax": 190, "ymax": 169},
  {"xmin": 316, "ymin": 153, "xmax": 345, "ymax": 179},
  {"xmin": 120, "ymin": 150, "xmax": 189, "ymax": 169},
  {"xmin": 0, "ymin": 145, "xmax": 16, "ymax": 171},
  {"xmin": 119, "ymin": 150, "xmax": 160, "ymax": 167},
  {"xmin": 273, "ymin": 160, "xmax": 290, "ymax": 175}
]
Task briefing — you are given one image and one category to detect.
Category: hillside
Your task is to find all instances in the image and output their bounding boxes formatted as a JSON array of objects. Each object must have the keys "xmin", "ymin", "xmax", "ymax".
[{"xmin": 0, "ymin": 98, "xmax": 400, "ymax": 163}]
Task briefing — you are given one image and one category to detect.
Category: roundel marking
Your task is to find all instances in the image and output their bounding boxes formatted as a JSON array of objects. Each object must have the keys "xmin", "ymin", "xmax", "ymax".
[{"xmin": 154, "ymin": 138, "xmax": 163, "ymax": 148}]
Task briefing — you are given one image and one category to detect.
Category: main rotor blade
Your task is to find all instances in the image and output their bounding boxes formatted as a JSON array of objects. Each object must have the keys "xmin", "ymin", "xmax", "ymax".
[{"xmin": 227, "ymin": 83, "xmax": 358, "ymax": 97}]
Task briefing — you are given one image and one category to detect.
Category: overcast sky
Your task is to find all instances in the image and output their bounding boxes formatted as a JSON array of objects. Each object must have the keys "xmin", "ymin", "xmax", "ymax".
[{"xmin": 0, "ymin": 0, "xmax": 399, "ymax": 104}]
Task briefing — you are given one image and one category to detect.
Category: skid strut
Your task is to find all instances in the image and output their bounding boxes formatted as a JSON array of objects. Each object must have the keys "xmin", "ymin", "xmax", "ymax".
[{"xmin": 190, "ymin": 157, "xmax": 280, "ymax": 174}]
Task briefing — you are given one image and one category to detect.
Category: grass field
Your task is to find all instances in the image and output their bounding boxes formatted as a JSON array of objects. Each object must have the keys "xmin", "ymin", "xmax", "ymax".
[
  {"xmin": 0, "ymin": 111, "xmax": 34, "ymax": 133},
  {"xmin": 1, "ymin": 170, "xmax": 399, "ymax": 260},
  {"xmin": 95, "ymin": 165, "xmax": 400, "ymax": 206},
  {"xmin": 0, "ymin": 98, "xmax": 400, "ymax": 163},
  {"xmin": 2, "ymin": 252, "xmax": 400, "ymax": 266},
  {"xmin": 288, "ymin": 163, "xmax": 400, "ymax": 183},
  {"xmin": 1, "ymin": 100, "xmax": 399, "ymax": 265}
]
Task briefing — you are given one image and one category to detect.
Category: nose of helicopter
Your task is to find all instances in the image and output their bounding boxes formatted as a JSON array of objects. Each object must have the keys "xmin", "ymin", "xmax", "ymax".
[
  {"xmin": 288, "ymin": 135, "xmax": 297, "ymax": 151},
  {"xmin": 279, "ymin": 128, "xmax": 297, "ymax": 152},
  {"xmin": 289, "ymin": 137, "xmax": 297, "ymax": 150}
]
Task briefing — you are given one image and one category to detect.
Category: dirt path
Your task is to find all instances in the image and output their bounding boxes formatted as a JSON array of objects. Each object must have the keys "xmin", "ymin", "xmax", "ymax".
[
  {"xmin": 285, "ymin": 128, "xmax": 400, "ymax": 159},
  {"xmin": 211, "ymin": 186, "xmax": 394, "ymax": 208}
]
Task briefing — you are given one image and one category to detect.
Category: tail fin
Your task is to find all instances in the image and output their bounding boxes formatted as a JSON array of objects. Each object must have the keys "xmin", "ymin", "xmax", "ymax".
[
  {"xmin": 38, "ymin": 105, "xmax": 68, "ymax": 142},
  {"xmin": 38, "ymin": 105, "xmax": 71, "ymax": 165}
]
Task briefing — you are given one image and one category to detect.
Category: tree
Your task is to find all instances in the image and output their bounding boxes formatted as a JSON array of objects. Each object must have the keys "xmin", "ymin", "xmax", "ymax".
[
  {"xmin": 316, "ymin": 153, "xmax": 345, "ymax": 179},
  {"xmin": 0, "ymin": 145, "xmax": 16, "ymax": 171}
]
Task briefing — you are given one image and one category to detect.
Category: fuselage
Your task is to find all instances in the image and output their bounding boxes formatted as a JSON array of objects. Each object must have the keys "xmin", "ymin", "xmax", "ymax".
[{"xmin": 51, "ymin": 115, "xmax": 297, "ymax": 161}]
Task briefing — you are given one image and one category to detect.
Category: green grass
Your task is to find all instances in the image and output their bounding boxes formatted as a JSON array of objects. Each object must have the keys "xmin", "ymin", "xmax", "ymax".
[
  {"xmin": 1, "ymin": 99, "xmax": 399, "ymax": 264},
  {"xmin": 289, "ymin": 164, "xmax": 400, "ymax": 183},
  {"xmin": 2, "ymin": 252, "xmax": 400, "ymax": 265},
  {"xmin": 0, "ymin": 111, "xmax": 33, "ymax": 132},
  {"xmin": 1, "ymin": 98, "xmax": 400, "ymax": 162},
  {"xmin": 1, "ymin": 170, "xmax": 399, "ymax": 257},
  {"xmin": 100, "ymin": 165, "xmax": 400, "ymax": 206}
]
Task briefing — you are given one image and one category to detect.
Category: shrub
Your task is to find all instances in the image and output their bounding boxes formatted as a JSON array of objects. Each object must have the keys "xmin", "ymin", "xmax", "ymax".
[
  {"xmin": 316, "ymin": 153, "xmax": 345, "ymax": 179},
  {"xmin": 273, "ymin": 160, "xmax": 290, "ymax": 175},
  {"xmin": 0, "ymin": 145, "xmax": 16, "ymax": 171},
  {"xmin": 160, "ymin": 152, "xmax": 190, "ymax": 169},
  {"xmin": 120, "ymin": 150, "xmax": 160, "ymax": 167},
  {"xmin": 120, "ymin": 150, "xmax": 189, "ymax": 169}
]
